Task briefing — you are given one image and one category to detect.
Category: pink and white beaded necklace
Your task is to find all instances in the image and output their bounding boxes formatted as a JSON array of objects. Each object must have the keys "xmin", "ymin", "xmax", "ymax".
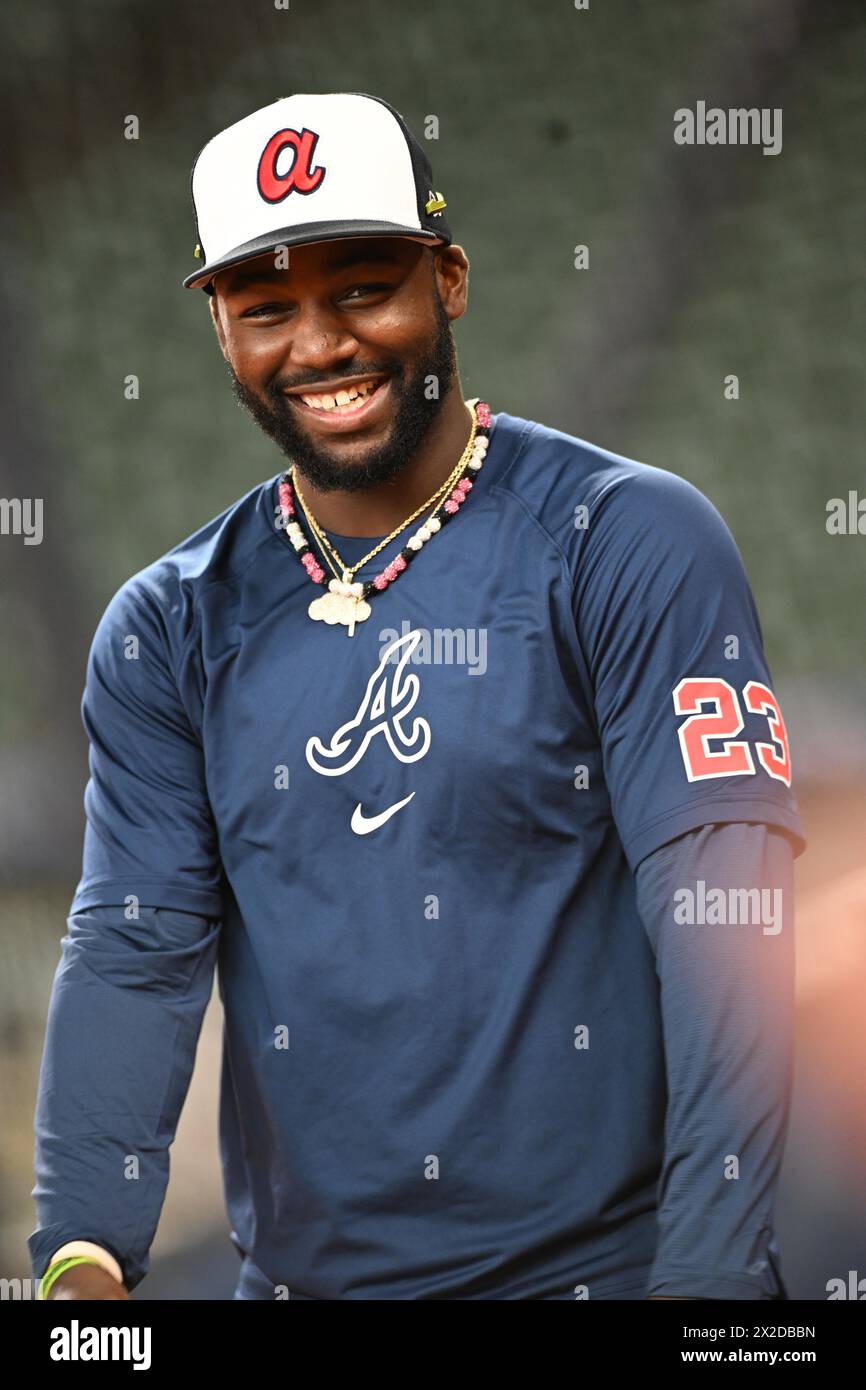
[{"xmin": 275, "ymin": 398, "xmax": 492, "ymax": 636}]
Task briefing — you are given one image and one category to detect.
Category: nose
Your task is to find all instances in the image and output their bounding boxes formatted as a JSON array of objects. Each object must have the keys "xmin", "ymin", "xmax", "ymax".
[{"xmin": 285, "ymin": 297, "xmax": 360, "ymax": 378}]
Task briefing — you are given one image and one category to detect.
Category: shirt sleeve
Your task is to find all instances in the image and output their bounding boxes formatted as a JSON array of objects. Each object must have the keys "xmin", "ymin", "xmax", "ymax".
[
  {"xmin": 69, "ymin": 573, "xmax": 224, "ymax": 915},
  {"xmin": 28, "ymin": 905, "xmax": 220, "ymax": 1292},
  {"xmin": 573, "ymin": 466, "xmax": 806, "ymax": 869},
  {"xmin": 28, "ymin": 575, "xmax": 224, "ymax": 1292},
  {"xmin": 635, "ymin": 821, "xmax": 794, "ymax": 1300}
]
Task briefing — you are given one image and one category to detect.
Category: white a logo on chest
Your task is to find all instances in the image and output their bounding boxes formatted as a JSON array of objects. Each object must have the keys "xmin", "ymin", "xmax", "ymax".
[{"xmin": 305, "ymin": 630, "xmax": 431, "ymax": 831}]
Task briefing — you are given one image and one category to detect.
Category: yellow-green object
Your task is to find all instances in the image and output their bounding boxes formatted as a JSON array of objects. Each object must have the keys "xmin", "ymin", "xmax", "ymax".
[{"xmin": 38, "ymin": 1255, "xmax": 104, "ymax": 1301}]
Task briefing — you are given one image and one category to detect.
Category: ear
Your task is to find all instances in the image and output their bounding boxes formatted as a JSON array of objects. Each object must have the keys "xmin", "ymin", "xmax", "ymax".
[
  {"xmin": 208, "ymin": 290, "xmax": 230, "ymax": 361},
  {"xmin": 432, "ymin": 245, "xmax": 469, "ymax": 323}
]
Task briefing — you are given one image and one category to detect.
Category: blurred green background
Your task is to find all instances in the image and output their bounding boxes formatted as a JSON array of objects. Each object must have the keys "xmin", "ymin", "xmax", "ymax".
[{"xmin": 1, "ymin": 0, "xmax": 864, "ymax": 1298}]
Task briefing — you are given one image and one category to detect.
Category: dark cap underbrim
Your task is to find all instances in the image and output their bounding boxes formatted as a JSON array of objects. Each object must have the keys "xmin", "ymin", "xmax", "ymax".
[{"xmin": 183, "ymin": 219, "xmax": 450, "ymax": 291}]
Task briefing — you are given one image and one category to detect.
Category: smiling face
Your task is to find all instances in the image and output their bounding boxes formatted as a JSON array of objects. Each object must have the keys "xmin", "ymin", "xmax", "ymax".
[{"xmin": 208, "ymin": 236, "xmax": 469, "ymax": 494}]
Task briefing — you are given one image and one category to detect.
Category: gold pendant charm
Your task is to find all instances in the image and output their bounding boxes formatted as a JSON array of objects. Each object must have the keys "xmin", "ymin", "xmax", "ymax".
[{"xmin": 308, "ymin": 591, "xmax": 372, "ymax": 636}]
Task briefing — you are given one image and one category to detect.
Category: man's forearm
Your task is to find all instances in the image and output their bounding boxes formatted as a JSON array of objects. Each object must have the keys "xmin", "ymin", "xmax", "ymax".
[
  {"xmin": 635, "ymin": 821, "xmax": 795, "ymax": 1301},
  {"xmin": 29, "ymin": 904, "xmax": 220, "ymax": 1291}
]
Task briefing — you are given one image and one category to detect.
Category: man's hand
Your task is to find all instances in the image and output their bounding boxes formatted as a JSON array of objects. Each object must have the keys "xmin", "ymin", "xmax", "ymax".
[{"xmin": 46, "ymin": 1264, "xmax": 130, "ymax": 1300}]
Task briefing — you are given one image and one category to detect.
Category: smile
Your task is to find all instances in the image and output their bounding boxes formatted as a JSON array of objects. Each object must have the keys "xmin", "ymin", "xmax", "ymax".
[{"xmin": 285, "ymin": 376, "xmax": 391, "ymax": 433}]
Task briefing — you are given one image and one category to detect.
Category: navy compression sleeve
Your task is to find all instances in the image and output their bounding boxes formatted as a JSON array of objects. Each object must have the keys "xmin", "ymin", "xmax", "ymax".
[{"xmin": 635, "ymin": 821, "xmax": 795, "ymax": 1300}]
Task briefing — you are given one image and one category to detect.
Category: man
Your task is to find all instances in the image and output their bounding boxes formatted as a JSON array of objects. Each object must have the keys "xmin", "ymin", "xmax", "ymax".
[{"xmin": 30, "ymin": 92, "xmax": 805, "ymax": 1301}]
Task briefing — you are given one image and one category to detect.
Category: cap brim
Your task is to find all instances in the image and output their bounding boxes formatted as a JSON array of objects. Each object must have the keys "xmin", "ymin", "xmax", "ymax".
[{"xmin": 183, "ymin": 219, "xmax": 448, "ymax": 290}]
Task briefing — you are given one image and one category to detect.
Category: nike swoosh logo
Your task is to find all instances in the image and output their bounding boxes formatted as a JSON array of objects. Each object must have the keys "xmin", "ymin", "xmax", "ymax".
[{"xmin": 351, "ymin": 791, "xmax": 416, "ymax": 835}]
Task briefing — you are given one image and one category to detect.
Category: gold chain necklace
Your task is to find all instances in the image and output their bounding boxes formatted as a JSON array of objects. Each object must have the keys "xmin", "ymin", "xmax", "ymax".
[
  {"xmin": 275, "ymin": 398, "xmax": 491, "ymax": 635},
  {"xmin": 303, "ymin": 477, "xmax": 454, "ymax": 589},
  {"xmin": 291, "ymin": 401, "xmax": 478, "ymax": 583},
  {"xmin": 296, "ymin": 447, "xmax": 471, "ymax": 588}
]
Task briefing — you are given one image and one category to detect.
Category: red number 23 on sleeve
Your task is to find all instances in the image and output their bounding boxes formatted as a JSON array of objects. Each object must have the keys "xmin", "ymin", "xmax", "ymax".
[{"xmin": 672, "ymin": 677, "xmax": 792, "ymax": 786}]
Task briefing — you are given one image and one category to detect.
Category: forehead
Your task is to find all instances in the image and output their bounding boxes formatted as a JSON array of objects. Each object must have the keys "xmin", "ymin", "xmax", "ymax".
[{"xmin": 213, "ymin": 236, "xmax": 423, "ymax": 296}]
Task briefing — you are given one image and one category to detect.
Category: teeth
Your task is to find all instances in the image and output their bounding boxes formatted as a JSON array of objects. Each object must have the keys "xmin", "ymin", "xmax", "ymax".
[{"xmin": 300, "ymin": 380, "xmax": 379, "ymax": 412}]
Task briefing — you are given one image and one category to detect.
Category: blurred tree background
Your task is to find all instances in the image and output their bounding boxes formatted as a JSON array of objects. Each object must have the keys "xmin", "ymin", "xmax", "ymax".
[{"xmin": 1, "ymin": 0, "xmax": 864, "ymax": 1297}]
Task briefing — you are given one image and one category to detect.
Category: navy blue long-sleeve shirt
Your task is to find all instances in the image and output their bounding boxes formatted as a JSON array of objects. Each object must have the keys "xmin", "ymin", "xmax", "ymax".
[{"xmin": 29, "ymin": 410, "xmax": 805, "ymax": 1298}]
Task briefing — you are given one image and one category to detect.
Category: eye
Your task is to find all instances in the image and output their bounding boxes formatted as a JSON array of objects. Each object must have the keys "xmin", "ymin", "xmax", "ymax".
[
  {"xmin": 341, "ymin": 282, "xmax": 392, "ymax": 301},
  {"xmin": 241, "ymin": 302, "xmax": 285, "ymax": 320}
]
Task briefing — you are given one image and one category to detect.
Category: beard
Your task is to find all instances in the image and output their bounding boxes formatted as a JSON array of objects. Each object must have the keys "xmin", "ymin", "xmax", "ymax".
[{"xmin": 229, "ymin": 286, "xmax": 458, "ymax": 494}]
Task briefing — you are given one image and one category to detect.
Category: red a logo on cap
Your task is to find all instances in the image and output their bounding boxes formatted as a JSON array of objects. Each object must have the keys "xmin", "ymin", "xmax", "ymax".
[{"xmin": 257, "ymin": 127, "xmax": 326, "ymax": 203}]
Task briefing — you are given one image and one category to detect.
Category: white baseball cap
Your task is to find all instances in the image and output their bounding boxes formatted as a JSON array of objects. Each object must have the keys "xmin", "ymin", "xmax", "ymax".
[{"xmin": 183, "ymin": 92, "xmax": 452, "ymax": 292}]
